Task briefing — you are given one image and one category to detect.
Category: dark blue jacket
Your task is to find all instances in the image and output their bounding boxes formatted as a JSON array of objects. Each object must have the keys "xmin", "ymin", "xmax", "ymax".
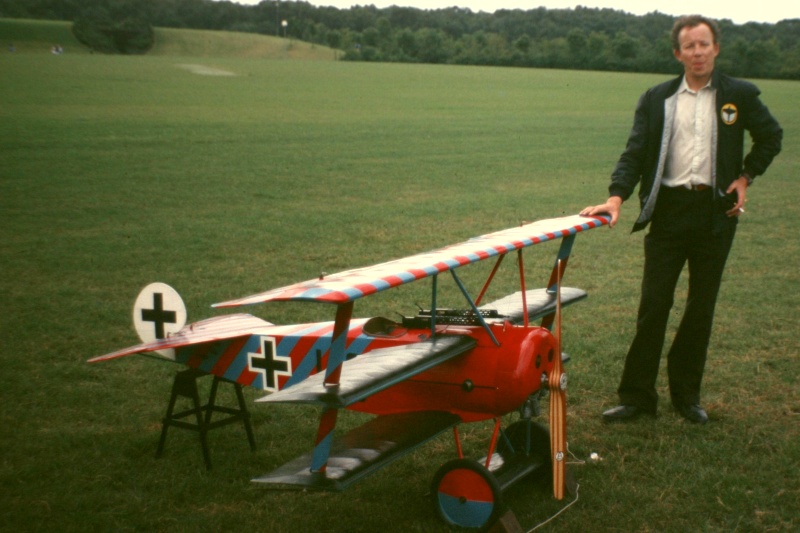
[{"xmin": 609, "ymin": 70, "xmax": 782, "ymax": 233}]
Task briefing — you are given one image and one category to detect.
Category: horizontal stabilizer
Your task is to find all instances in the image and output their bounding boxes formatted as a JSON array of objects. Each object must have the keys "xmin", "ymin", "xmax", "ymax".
[
  {"xmin": 481, "ymin": 287, "xmax": 587, "ymax": 325},
  {"xmin": 252, "ymin": 411, "xmax": 460, "ymax": 491},
  {"xmin": 257, "ymin": 335, "xmax": 476, "ymax": 408},
  {"xmin": 88, "ymin": 314, "xmax": 273, "ymax": 363}
]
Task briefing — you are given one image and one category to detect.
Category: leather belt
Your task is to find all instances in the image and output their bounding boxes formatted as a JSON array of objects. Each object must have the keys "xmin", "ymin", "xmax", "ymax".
[{"xmin": 687, "ymin": 184, "xmax": 711, "ymax": 191}]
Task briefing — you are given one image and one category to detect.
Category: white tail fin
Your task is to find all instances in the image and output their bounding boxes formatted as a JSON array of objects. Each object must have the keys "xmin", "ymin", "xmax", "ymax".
[{"xmin": 132, "ymin": 282, "xmax": 187, "ymax": 359}]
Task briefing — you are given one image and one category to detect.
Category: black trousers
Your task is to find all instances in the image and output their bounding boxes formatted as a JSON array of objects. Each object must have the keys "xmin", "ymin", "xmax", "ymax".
[{"xmin": 618, "ymin": 186, "xmax": 736, "ymax": 412}]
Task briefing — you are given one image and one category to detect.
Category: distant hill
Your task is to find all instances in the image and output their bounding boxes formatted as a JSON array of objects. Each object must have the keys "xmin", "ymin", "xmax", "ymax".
[
  {"xmin": 0, "ymin": 18, "xmax": 336, "ymax": 60},
  {"xmin": 1, "ymin": 18, "xmax": 80, "ymax": 53},
  {"xmin": 150, "ymin": 27, "xmax": 336, "ymax": 60}
]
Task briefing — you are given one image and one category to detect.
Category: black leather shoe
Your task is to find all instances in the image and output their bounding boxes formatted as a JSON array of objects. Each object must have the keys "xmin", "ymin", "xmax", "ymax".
[
  {"xmin": 602, "ymin": 404, "xmax": 644, "ymax": 423},
  {"xmin": 676, "ymin": 404, "xmax": 708, "ymax": 424}
]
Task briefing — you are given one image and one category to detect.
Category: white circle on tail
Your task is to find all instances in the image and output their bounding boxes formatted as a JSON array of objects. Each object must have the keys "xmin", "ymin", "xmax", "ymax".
[{"xmin": 132, "ymin": 282, "xmax": 187, "ymax": 359}]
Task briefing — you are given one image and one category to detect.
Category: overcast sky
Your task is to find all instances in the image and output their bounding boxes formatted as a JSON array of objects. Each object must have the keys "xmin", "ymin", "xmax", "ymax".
[{"xmin": 229, "ymin": 1, "xmax": 798, "ymax": 25}]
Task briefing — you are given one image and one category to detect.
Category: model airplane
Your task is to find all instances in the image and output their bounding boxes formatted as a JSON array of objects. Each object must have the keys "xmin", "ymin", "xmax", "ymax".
[{"xmin": 90, "ymin": 213, "xmax": 610, "ymax": 530}]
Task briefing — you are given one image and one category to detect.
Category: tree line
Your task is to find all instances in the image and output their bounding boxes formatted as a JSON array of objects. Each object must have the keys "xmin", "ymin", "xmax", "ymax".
[{"xmin": 2, "ymin": 0, "xmax": 799, "ymax": 79}]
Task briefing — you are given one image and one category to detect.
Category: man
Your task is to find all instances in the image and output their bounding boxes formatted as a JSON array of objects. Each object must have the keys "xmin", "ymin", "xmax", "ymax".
[{"xmin": 580, "ymin": 15, "xmax": 782, "ymax": 424}]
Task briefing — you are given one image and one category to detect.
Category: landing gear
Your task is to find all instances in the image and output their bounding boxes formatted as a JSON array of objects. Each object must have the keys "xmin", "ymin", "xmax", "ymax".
[
  {"xmin": 497, "ymin": 420, "xmax": 551, "ymax": 477},
  {"xmin": 431, "ymin": 418, "xmax": 553, "ymax": 530}
]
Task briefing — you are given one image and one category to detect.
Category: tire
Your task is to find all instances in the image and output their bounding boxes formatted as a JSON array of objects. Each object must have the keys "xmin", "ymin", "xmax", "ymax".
[{"xmin": 431, "ymin": 458, "xmax": 504, "ymax": 531}]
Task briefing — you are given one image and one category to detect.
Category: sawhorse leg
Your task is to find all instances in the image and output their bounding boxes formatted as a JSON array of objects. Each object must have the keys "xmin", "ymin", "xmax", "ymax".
[
  {"xmin": 206, "ymin": 372, "xmax": 256, "ymax": 452},
  {"xmin": 156, "ymin": 368, "xmax": 255, "ymax": 470}
]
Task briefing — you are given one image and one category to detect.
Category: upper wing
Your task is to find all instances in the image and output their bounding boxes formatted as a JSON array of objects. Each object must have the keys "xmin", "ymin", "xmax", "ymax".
[
  {"xmin": 215, "ymin": 214, "xmax": 610, "ymax": 308},
  {"xmin": 88, "ymin": 313, "xmax": 274, "ymax": 362}
]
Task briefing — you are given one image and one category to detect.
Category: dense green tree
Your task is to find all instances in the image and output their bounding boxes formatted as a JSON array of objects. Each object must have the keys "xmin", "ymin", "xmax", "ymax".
[
  {"xmin": 514, "ymin": 34, "xmax": 531, "ymax": 54},
  {"xmin": 3, "ymin": 0, "xmax": 797, "ymax": 79},
  {"xmin": 326, "ymin": 28, "xmax": 341, "ymax": 51},
  {"xmin": 586, "ymin": 31, "xmax": 611, "ymax": 70},
  {"xmin": 376, "ymin": 17, "xmax": 392, "ymax": 43},
  {"xmin": 612, "ymin": 31, "xmax": 638, "ymax": 62},
  {"xmin": 416, "ymin": 28, "xmax": 448, "ymax": 63},
  {"xmin": 396, "ymin": 28, "xmax": 417, "ymax": 60},
  {"xmin": 745, "ymin": 39, "xmax": 783, "ymax": 79},
  {"xmin": 71, "ymin": 5, "xmax": 153, "ymax": 54},
  {"xmin": 779, "ymin": 44, "xmax": 800, "ymax": 78},
  {"xmin": 566, "ymin": 28, "xmax": 588, "ymax": 66}
]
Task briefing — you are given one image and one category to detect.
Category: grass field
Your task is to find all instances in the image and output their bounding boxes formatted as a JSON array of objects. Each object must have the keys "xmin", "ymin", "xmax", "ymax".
[{"xmin": 1, "ymin": 19, "xmax": 798, "ymax": 532}]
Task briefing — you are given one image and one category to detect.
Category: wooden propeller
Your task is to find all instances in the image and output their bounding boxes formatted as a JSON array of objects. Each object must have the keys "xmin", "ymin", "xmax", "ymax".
[{"xmin": 548, "ymin": 260, "xmax": 567, "ymax": 500}]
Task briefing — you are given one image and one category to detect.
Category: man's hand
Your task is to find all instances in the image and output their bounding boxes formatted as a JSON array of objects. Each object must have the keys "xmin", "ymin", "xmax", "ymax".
[
  {"xmin": 725, "ymin": 176, "xmax": 750, "ymax": 218},
  {"xmin": 581, "ymin": 196, "xmax": 623, "ymax": 227}
]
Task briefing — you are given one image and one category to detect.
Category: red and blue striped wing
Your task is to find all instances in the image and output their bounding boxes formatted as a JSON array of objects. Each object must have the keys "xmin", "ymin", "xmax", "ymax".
[{"xmin": 214, "ymin": 214, "xmax": 609, "ymax": 308}]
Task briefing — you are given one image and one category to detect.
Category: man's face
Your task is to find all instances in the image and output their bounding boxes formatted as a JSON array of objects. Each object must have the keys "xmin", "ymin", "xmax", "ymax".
[{"xmin": 674, "ymin": 23, "xmax": 719, "ymax": 84}]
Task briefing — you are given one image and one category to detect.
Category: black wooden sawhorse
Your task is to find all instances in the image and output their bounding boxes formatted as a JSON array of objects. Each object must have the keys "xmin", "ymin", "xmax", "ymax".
[{"xmin": 156, "ymin": 368, "xmax": 256, "ymax": 469}]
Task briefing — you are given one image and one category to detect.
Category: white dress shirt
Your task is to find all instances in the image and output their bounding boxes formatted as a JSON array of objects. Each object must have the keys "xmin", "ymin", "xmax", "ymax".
[{"xmin": 662, "ymin": 77, "xmax": 717, "ymax": 189}]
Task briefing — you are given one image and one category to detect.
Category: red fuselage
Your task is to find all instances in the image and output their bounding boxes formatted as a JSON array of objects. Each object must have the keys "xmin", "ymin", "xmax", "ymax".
[
  {"xmin": 351, "ymin": 322, "xmax": 557, "ymax": 422},
  {"xmin": 173, "ymin": 316, "xmax": 556, "ymax": 423}
]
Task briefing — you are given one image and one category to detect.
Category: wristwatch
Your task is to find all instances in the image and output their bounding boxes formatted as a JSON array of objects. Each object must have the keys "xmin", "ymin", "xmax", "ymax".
[{"xmin": 741, "ymin": 172, "xmax": 754, "ymax": 186}]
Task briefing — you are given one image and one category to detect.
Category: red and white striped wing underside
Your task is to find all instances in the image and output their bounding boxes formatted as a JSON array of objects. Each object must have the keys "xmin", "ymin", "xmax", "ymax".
[{"xmin": 214, "ymin": 214, "xmax": 609, "ymax": 308}]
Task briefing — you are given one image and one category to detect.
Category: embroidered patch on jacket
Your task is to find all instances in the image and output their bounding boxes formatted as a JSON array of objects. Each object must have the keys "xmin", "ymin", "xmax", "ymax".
[{"xmin": 721, "ymin": 104, "xmax": 738, "ymax": 125}]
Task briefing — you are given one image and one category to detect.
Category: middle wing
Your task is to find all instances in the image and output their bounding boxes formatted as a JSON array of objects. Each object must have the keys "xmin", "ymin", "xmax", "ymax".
[
  {"xmin": 214, "ymin": 214, "xmax": 609, "ymax": 307},
  {"xmin": 257, "ymin": 335, "xmax": 477, "ymax": 408}
]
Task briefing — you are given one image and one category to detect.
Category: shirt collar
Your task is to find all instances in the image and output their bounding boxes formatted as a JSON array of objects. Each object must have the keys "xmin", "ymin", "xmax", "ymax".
[{"xmin": 679, "ymin": 75, "xmax": 714, "ymax": 94}]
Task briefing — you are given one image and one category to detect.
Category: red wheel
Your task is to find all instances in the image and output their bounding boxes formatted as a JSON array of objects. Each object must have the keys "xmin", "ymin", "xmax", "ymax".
[{"xmin": 432, "ymin": 458, "xmax": 504, "ymax": 530}]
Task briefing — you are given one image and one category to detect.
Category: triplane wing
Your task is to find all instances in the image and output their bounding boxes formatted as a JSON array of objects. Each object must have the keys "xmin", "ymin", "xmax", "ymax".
[
  {"xmin": 214, "ymin": 214, "xmax": 607, "ymax": 307},
  {"xmin": 90, "ymin": 213, "xmax": 610, "ymax": 530},
  {"xmin": 259, "ymin": 336, "xmax": 477, "ymax": 408},
  {"xmin": 254, "ymin": 411, "xmax": 461, "ymax": 491}
]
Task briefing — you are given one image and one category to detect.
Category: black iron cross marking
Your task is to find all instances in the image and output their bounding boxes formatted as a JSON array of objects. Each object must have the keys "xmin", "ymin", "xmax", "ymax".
[
  {"xmin": 248, "ymin": 337, "xmax": 291, "ymax": 391},
  {"xmin": 140, "ymin": 292, "xmax": 176, "ymax": 339}
]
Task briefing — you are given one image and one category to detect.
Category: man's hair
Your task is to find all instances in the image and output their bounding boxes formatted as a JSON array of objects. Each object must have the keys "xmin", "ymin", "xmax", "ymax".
[{"xmin": 670, "ymin": 15, "xmax": 721, "ymax": 51}]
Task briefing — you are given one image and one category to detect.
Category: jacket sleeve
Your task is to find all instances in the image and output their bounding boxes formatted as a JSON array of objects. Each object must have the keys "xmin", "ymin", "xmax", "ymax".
[
  {"xmin": 741, "ymin": 86, "xmax": 782, "ymax": 181},
  {"xmin": 608, "ymin": 91, "xmax": 650, "ymax": 201}
]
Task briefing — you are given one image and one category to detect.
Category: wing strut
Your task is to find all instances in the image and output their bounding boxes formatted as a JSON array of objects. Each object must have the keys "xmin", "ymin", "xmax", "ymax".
[
  {"xmin": 517, "ymin": 249, "xmax": 529, "ymax": 328},
  {"xmin": 323, "ymin": 302, "xmax": 354, "ymax": 386},
  {"xmin": 542, "ymin": 234, "xmax": 576, "ymax": 330},
  {"xmin": 474, "ymin": 254, "xmax": 506, "ymax": 306},
  {"xmin": 430, "ymin": 274, "xmax": 438, "ymax": 336},
  {"xmin": 449, "ymin": 269, "xmax": 500, "ymax": 346},
  {"xmin": 547, "ymin": 234, "xmax": 576, "ymax": 294},
  {"xmin": 311, "ymin": 301, "xmax": 353, "ymax": 474}
]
